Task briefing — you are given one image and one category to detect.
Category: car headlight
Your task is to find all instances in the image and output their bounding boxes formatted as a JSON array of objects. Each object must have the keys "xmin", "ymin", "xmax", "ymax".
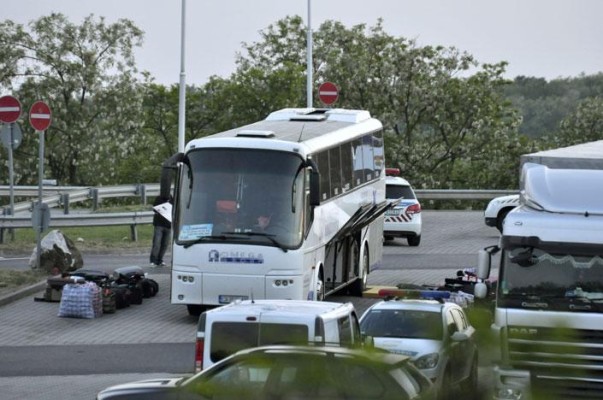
[{"xmin": 414, "ymin": 353, "xmax": 439, "ymax": 369}]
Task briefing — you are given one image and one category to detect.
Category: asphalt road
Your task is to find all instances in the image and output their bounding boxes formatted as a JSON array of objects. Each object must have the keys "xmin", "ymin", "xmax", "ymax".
[{"xmin": 0, "ymin": 210, "xmax": 500, "ymax": 400}]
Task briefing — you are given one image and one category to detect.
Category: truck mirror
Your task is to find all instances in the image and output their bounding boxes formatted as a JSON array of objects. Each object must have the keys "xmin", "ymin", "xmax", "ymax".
[
  {"xmin": 310, "ymin": 170, "xmax": 320, "ymax": 206},
  {"xmin": 477, "ymin": 249, "xmax": 492, "ymax": 279}
]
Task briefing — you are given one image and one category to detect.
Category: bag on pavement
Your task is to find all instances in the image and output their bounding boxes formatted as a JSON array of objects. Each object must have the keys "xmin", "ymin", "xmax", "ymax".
[{"xmin": 58, "ymin": 281, "xmax": 103, "ymax": 319}]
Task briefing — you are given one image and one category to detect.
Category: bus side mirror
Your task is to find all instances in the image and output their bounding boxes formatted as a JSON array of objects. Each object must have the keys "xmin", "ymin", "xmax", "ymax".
[
  {"xmin": 310, "ymin": 170, "xmax": 320, "ymax": 206},
  {"xmin": 477, "ymin": 249, "xmax": 491, "ymax": 280}
]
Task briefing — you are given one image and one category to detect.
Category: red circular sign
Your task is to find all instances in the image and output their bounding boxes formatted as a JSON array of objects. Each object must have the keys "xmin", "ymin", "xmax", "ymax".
[
  {"xmin": 29, "ymin": 101, "xmax": 52, "ymax": 131},
  {"xmin": 0, "ymin": 95, "xmax": 22, "ymax": 123},
  {"xmin": 318, "ymin": 82, "xmax": 339, "ymax": 105}
]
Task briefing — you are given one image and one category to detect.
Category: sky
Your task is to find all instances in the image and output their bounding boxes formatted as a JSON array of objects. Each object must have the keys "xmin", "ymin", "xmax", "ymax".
[{"xmin": 4, "ymin": 0, "xmax": 603, "ymax": 86}]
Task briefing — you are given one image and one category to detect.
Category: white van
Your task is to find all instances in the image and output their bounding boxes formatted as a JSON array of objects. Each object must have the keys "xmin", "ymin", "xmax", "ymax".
[{"xmin": 194, "ymin": 299, "xmax": 363, "ymax": 372}]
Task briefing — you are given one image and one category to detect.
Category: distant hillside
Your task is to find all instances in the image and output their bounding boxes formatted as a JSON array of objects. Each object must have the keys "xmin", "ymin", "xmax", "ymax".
[{"xmin": 505, "ymin": 73, "xmax": 603, "ymax": 138}]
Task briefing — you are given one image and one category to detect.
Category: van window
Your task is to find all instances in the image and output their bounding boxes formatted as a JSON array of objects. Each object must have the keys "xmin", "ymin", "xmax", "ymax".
[{"xmin": 210, "ymin": 322, "xmax": 309, "ymax": 364}]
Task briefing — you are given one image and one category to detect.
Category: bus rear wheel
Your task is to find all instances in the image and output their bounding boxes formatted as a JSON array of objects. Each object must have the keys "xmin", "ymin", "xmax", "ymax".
[
  {"xmin": 349, "ymin": 245, "xmax": 368, "ymax": 296},
  {"xmin": 316, "ymin": 271, "xmax": 325, "ymax": 301}
]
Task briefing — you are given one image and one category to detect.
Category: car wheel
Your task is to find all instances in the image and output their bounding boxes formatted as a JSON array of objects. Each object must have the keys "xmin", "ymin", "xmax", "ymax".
[
  {"xmin": 407, "ymin": 235, "xmax": 421, "ymax": 247},
  {"xmin": 496, "ymin": 208, "xmax": 512, "ymax": 233},
  {"xmin": 460, "ymin": 356, "xmax": 478, "ymax": 399}
]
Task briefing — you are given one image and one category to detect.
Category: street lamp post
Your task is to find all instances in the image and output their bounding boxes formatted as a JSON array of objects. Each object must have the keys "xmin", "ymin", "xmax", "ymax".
[{"xmin": 177, "ymin": 0, "xmax": 187, "ymax": 153}]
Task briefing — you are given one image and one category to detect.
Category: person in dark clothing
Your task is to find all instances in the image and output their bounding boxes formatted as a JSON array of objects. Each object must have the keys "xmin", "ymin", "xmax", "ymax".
[{"xmin": 150, "ymin": 195, "xmax": 172, "ymax": 267}]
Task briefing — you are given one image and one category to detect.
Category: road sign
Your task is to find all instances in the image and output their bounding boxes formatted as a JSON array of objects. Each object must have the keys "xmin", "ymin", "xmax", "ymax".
[
  {"xmin": 29, "ymin": 101, "xmax": 52, "ymax": 131},
  {"xmin": 318, "ymin": 82, "xmax": 339, "ymax": 105},
  {"xmin": 0, "ymin": 123, "xmax": 23, "ymax": 150},
  {"xmin": 0, "ymin": 95, "xmax": 22, "ymax": 123}
]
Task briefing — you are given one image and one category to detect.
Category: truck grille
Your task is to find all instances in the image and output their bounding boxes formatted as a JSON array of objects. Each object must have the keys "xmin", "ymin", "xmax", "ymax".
[{"xmin": 507, "ymin": 326, "xmax": 603, "ymax": 399}]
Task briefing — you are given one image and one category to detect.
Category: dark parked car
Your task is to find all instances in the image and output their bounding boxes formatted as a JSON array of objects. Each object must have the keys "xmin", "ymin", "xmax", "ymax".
[{"xmin": 97, "ymin": 345, "xmax": 435, "ymax": 400}]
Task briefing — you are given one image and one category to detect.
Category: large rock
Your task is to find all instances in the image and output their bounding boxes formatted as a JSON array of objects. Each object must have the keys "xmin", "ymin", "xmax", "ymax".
[{"xmin": 29, "ymin": 229, "xmax": 84, "ymax": 274}]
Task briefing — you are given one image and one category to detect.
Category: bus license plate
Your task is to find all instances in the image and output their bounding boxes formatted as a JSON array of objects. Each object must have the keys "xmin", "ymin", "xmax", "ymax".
[
  {"xmin": 219, "ymin": 295, "xmax": 249, "ymax": 304},
  {"xmin": 385, "ymin": 209, "xmax": 401, "ymax": 216}
]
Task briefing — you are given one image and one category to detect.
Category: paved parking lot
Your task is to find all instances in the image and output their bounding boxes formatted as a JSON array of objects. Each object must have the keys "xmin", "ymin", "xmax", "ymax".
[{"xmin": 0, "ymin": 210, "xmax": 499, "ymax": 399}]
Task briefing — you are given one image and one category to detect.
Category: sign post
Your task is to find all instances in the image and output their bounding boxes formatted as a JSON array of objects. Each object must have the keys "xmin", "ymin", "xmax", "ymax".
[
  {"xmin": 29, "ymin": 101, "xmax": 52, "ymax": 270},
  {"xmin": 0, "ymin": 95, "xmax": 22, "ymax": 241},
  {"xmin": 318, "ymin": 82, "xmax": 339, "ymax": 106}
]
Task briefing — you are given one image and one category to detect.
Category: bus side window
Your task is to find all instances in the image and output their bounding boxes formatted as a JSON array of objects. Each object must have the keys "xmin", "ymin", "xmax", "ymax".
[
  {"xmin": 316, "ymin": 151, "xmax": 330, "ymax": 201},
  {"xmin": 340, "ymin": 142, "xmax": 354, "ymax": 191},
  {"xmin": 352, "ymin": 139, "xmax": 365, "ymax": 186},
  {"xmin": 329, "ymin": 146, "xmax": 342, "ymax": 197}
]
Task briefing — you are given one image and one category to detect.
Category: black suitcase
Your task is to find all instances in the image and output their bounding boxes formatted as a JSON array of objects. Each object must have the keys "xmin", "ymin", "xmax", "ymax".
[
  {"xmin": 71, "ymin": 269, "xmax": 112, "ymax": 286},
  {"xmin": 113, "ymin": 266, "xmax": 146, "ymax": 284},
  {"xmin": 109, "ymin": 283, "xmax": 131, "ymax": 309},
  {"xmin": 141, "ymin": 278, "xmax": 159, "ymax": 298}
]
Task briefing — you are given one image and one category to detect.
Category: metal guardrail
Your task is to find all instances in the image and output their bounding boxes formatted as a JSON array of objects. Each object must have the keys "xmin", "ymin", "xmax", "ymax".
[{"xmin": 0, "ymin": 185, "xmax": 517, "ymax": 241}]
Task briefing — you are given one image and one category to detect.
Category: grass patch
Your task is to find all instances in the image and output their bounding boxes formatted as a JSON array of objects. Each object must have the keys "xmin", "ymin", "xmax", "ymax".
[
  {"xmin": 0, "ymin": 269, "xmax": 47, "ymax": 288},
  {"xmin": 0, "ymin": 225, "xmax": 154, "ymax": 254}
]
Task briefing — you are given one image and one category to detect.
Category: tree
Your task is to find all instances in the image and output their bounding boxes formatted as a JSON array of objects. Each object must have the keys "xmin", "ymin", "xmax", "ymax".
[
  {"xmin": 230, "ymin": 16, "xmax": 523, "ymax": 189},
  {"xmin": 0, "ymin": 13, "xmax": 146, "ymax": 185},
  {"xmin": 549, "ymin": 97, "xmax": 603, "ymax": 148}
]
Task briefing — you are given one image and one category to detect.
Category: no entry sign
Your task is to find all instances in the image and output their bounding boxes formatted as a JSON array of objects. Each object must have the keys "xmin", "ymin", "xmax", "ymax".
[
  {"xmin": 0, "ymin": 95, "xmax": 22, "ymax": 124},
  {"xmin": 29, "ymin": 101, "xmax": 52, "ymax": 131},
  {"xmin": 318, "ymin": 82, "xmax": 339, "ymax": 105}
]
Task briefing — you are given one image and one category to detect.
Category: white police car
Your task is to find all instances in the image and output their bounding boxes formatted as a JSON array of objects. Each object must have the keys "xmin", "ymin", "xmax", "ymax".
[
  {"xmin": 384, "ymin": 169, "xmax": 422, "ymax": 246},
  {"xmin": 359, "ymin": 293, "xmax": 478, "ymax": 400},
  {"xmin": 484, "ymin": 194, "xmax": 519, "ymax": 233}
]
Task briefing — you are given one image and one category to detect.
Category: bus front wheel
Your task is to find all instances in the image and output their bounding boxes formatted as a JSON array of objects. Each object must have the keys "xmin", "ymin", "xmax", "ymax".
[{"xmin": 187, "ymin": 304, "xmax": 205, "ymax": 317}]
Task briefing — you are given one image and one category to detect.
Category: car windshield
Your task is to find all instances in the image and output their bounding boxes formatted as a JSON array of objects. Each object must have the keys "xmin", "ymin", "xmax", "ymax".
[
  {"xmin": 386, "ymin": 185, "xmax": 415, "ymax": 200},
  {"xmin": 361, "ymin": 309, "xmax": 443, "ymax": 340}
]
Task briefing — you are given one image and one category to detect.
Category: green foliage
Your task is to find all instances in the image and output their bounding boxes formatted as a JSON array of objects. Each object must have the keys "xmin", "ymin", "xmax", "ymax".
[
  {"xmin": 3, "ymin": 13, "xmax": 603, "ymax": 193},
  {"xmin": 0, "ymin": 13, "xmax": 147, "ymax": 186},
  {"xmin": 505, "ymin": 74, "xmax": 603, "ymax": 138}
]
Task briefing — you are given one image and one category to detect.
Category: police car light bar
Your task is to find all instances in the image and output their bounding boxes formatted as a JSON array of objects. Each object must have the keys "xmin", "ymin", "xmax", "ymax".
[
  {"xmin": 378, "ymin": 288, "xmax": 451, "ymax": 300},
  {"xmin": 385, "ymin": 168, "xmax": 400, "ymax": 176}
]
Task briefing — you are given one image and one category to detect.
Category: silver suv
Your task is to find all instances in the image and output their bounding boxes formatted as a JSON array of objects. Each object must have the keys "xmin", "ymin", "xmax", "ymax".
[{"xmin": 359, "ymin": 296, "xmax": 478, "ymax": 400}]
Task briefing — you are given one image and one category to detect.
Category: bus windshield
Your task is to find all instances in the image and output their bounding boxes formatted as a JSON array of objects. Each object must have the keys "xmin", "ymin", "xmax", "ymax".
[{"xmin": 176, "ymin": 148, "xmax": 306, "ymax": 249}]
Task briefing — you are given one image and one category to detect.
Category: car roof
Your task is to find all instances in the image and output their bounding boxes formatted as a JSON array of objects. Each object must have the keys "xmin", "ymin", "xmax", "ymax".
[
  {"xmin": 232, "ymin": 344, "xmax": 412, "ymax": 366},
  {"xmin": 365, "ymin": 298, "xmax": 460, "ymax": 313},
  {"xmin": 385, "ymin": 176, "xmax": 412, "ymax": 187},
  {"xmin": 205, "ymin": 299, "xmax": 354, "ymax": 316}
]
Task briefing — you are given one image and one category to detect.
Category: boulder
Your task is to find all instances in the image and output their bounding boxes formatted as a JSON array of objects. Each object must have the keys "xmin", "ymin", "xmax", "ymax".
[{"xmin": 29, "ymin": 230, "xmax": 84, "ymax": 274}]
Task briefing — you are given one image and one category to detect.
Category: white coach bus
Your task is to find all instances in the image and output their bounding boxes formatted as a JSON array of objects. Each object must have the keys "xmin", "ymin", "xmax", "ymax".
[{"xmin": 160, "ymin": 108, "xmax": 390, "ymax": 316}]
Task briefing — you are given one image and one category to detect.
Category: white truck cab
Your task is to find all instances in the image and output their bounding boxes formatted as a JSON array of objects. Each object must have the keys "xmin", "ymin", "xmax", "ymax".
[{"xmin": 194, "ymin": 299, "xmax": 363, "ymax": 372}]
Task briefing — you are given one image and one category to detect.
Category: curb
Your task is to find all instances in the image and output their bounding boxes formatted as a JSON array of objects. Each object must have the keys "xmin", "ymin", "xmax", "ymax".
[{"xmin": 0, "ymin": 280, "xmax": 46, "ymax": 307}]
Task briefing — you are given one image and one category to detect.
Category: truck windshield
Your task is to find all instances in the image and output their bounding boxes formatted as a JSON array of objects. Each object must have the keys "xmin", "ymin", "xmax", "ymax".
[
  {"xmin": 176, "ymin": 148, "xmax": 305, "ymax": 249},
  {"xmin": 499, "ymin": 247, "xmax": 603, "ymax": 303}
]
